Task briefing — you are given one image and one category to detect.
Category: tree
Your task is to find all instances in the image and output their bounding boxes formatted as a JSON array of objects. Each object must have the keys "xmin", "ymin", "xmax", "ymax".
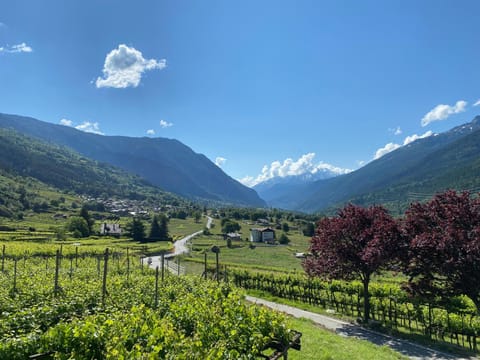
[
  {"xmin": 282, "ymin": 222, "xmax": 290, "ymax": 232},
  {"xmin": 148, "ymin": 214, "xmax": 170, "ymax": 241},
  {"xmin": 303, "ymin": 204, "xmax": 400, "ymax": 322},
  {"xmin": 67, "ymin": 216, "xmax": 90, "ymax": 238},
  {"xmin": 302, "ymin": 222, "xmax": 315, "ymax": 237},
  {"xmin": 126, "ymin": 217, "xmax": 146, "ymax": 242},
  {"xmin": 194, "ymin": 211, "xmax": 202, "ymax": 223},
  {"xmin": 278, "ymin": 233, "xmax": 290, "ymax": 245},
  {"xmin": 402, "ymin": 190, "xmax": 480, "ymax": 314},
  {"xmin": 80, "ymin": 206, "xmax": 94, "ymax": 235},
  {"xmin": 222, "ymin": 220, "xmax": 241, "ymax": 234}
]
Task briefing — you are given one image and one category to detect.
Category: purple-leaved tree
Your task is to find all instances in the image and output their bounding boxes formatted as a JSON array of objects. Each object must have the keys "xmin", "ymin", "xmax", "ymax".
[
  {"xmin": 402, "ymin": 190, "xmax": 480, "ymax": 315},
  {"xmin": 303, "ymin": 204, "xmax": 400, "ymax": 322}
]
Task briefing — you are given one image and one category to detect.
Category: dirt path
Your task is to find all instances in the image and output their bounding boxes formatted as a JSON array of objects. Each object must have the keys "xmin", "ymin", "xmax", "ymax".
[{"xmin": 246, "ymin": 296, "xmax": 475, "ymax": 360}]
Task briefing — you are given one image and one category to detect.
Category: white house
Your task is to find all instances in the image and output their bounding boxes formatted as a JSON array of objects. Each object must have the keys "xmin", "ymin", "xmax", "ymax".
[{"xmin": 250, "ymin": 227, "xmax": 275, "ymax": 244}]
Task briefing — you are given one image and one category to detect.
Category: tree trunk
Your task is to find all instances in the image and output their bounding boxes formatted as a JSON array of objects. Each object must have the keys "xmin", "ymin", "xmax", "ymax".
[{"xmin": 363, "ymin": 274, "xmax": 371, "ymax": 323}]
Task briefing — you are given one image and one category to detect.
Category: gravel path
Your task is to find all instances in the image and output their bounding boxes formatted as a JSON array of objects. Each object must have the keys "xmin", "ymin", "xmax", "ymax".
[{"xmin": 246, "ymin": 296, "xmax": 476, "ymax": 360}]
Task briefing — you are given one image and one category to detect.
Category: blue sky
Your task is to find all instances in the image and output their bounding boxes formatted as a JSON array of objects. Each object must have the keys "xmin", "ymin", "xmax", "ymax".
[{"xmin": 1, "ymin": 1, "xmax": 480, "ymax": 186}]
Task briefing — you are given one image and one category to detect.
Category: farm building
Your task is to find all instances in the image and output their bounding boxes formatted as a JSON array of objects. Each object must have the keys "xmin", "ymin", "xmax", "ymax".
[
  {"xmin": 250, "ymin": 227, "xmax": 275, "ymax": 244},
  {"xmin": 225, "ymin": 232, "xmax": 242, "ymax": 241},
  {"xmin": 100, "ymin": 223, "xmax": 122, "ymax": 236}
]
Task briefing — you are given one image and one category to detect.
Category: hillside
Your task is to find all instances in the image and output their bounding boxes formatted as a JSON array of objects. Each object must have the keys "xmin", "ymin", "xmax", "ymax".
[
  {"xmin": 0, "ymin": 128, "xmax": 181, "ymax": 217},
  {"xmin": 253, "ymin": 170, "xmax": 344, "ymax": 208},
  {"xmin": 287, "ymin": 116, "xmax": 480, "ymax": 213},
  {"xmin": 0, "ymin": 113, "xmax": 265, "ymax": 207}
]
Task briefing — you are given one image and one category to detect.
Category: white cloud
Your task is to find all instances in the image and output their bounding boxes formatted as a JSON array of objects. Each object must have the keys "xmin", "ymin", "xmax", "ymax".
[
  {"xmin": 146, "ymin": 129, "xmax": 155, "ymax": 135},
  {"xmin": 239, "ymin": 153, "xmax": 351, "ymax": 187},
  {"xmin": 95, "ymin": 44, "xmax": 166, "ymax": 88},
  {"xmin": 159, "ymin": 119, "xmax": 173, "ymax": 128},
  {"xmin": 388, "ymin": 126, "xmax": 402, "ymax": 135},
  {"xmin": 421, "ymin": 100, "xmax": 467, "ymax": 127},
  {"xmin": 0, "ymin": 42, "xmax": 33, "ymax": 54},
  {"xmin": 75, "ymin": 121, "xmax": 104, "ymax": 135},
  {"xmin": 373, "ymin": 130, "xmax": 434, "ymax": 160},
  {"xmin": 374, "ymin": 143, "xmax": 401, "ymax": 160},
  {"xmin": 215, "ymin": 157, "xmax": 227, "ymax": 168},
  {"xmin": 473, "ymin": 99, "xmax": 480, "ymax": 107},
  {"xmin": 403, "ymin": 130, "xmax": 433, "ymax": 146},
  {"xmin": 59, "ymin": 118, "xmax": 73, "ymax": 126}
]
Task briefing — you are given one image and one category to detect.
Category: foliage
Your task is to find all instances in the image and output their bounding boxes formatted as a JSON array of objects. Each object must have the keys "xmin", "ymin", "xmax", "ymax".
[
  {"xmin": 302, "ymin": 222, "xmax": 315, "ymax": 237},
  {"xmin": 67, "ymin": 216, "xmax": 90, "ymax": 238},
  {"xmin": 402, "ymin": 190, "xmax": 480, "ymax": 314},
  {"xmin": 232, "ymin": 270, "xmax": 480, "ymax": 353},
  {"xmin": 304, "ymin": 204, "xmax": 401, "ymax": 321},
  {"xmin": 282, "ymin": 222, "xmax": 290, "ymax": 232},
  {"xmin": 80, "ymin": 206, "xmax": 94, "ymax": 235},
  {"xmin": 125, "ymin": 217, "xmax": 146, "ymax": 242},
  {"xmin": 148, "ymin": 214, "xmax": 170, "ymax": 241},
  {"xmin": 221, "ymin": 219, "xmax": 241, "ymax": 234},
  {"xmin": 0, "ymin": 250, "xmax": 294, "ymax": 359},
  {"xmin": 278, "ymin": 233, "xmax": 290, "ymax": 245}
]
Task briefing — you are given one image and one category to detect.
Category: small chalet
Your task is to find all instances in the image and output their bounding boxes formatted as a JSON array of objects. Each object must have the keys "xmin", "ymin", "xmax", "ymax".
[
  {"xmin": 100, "ymin": 223, "xmax": 122, "ymax": 236},
  {"xmin": 250, "ymin": 227, "xmax": 275, "ymax": 244},
  {"xmin": 225, "ymin": 232, "xmax": 242, "ymax": 241}
]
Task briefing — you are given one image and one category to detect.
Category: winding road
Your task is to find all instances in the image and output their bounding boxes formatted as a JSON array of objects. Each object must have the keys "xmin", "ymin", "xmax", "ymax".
[{"xmin": 148, "ymin": 216, "xmax": 212, "ymax": 269}]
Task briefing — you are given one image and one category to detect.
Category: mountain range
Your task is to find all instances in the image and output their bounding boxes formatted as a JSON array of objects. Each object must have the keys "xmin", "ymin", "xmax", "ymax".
[
  {"xmin": 275, "ymin": 116, "xmax": 480, "ymax": 213},
  {"xmin": 253, "ymin": 168, "xmax": 343, "ymax": 209},
  {"xmin": 0, "ymin": 113, "xmax": 265, "ymax": 208},
  {"xmin": 1, "ymin": 111, "xmax": 480, "ymax": 215}
]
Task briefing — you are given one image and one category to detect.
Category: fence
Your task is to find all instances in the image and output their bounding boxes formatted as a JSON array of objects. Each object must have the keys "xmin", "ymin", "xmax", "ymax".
[{"xmin": 230, "ymin": 270, "xmax": 479, "ymax": 353}]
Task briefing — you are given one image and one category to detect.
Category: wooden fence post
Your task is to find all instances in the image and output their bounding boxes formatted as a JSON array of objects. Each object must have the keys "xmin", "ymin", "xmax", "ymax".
[
  {"xmin": 54, "ymin": 250, "xmax": 60, "ymax": 295},
  {"xmin": 102, "ymin": 248, "xmax": 109, "ymax": 306},
  {"xmin": 13, "ymin": 258, "xmax": 17, "ymax": 295},
  {"xmin": 161, "ymin": 253, "xmax": 165, "ymax": 282},
  {"xmin": 1, "ymin": 244, "xmax": 5, "ymax": 272},
  {"xmin": 155, "ymin": 266, "xmax": 159, "ymax": 308},
  {"xmin": 126, "ymin": 247, "xmax": 130, "ymax": 284},
  {"xmin": 204, "ymin": 252, "xmax": 207, "ymax": 280}
]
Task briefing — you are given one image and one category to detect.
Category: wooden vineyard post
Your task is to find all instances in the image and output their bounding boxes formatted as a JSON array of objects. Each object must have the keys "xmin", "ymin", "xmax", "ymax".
[
  {"xmin": 211, "ymin": 246, "xmax": 220, "ymax": 282},
  {"xmin": 75, "ymin": 246, "xmax": 78, "ymax": 268},
  {"xmin": 204, "ymin": 252, "xmax": 207, "ymax": 280},
  {"xmin": 97, "ymin": 256, "xmax": 101, "ymax": 277},
  {"xmin": 102, "ymin": 248, "xmax": 109, "ymax": 307},
  {"xmin": 126, "ymin": 247, "xmax": 130, "ymax": 284},
  {"xmin": 177, "ymin": 257, "xmax": 180, "ymax": 276},
  {"xmin": 161, "ymin": 252, "xmax": 165, "ymax": 282},
  {"xmin": 1, "ymin": 244, "xmax": 5, "ymax": 272},
  {"xmin": 155, "ymin": 266, "xmax": 159, "ymax": 309},
  {"xmin": 12, "ymin": 258, "xmax": 17, "ymax": 295},
  {"xmin": 54, "ymin": 250, "xmax": 60, "ymax": 295}
]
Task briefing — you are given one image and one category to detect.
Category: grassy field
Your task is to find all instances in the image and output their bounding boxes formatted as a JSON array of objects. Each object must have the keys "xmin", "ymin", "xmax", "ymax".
[
  {"xmin": 0, "ymin": 214, "xmax": 206, "ymax": 257},
  {"xmin": 182, "ymin": 219, "xmax": 312, "ymax": 273},
  {"xmin": 287, "ymin": 317, "xmax": 407, "ymax": 360}
]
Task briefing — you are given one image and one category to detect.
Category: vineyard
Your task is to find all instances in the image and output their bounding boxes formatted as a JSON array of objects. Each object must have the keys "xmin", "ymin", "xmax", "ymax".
[
  {"xmin": 230, "ymin": 270, "xmax": 480, "ymax": 352},
  {"xmin": 0, "ymin": 243, "xmax": 298, "ymax": 359}
]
